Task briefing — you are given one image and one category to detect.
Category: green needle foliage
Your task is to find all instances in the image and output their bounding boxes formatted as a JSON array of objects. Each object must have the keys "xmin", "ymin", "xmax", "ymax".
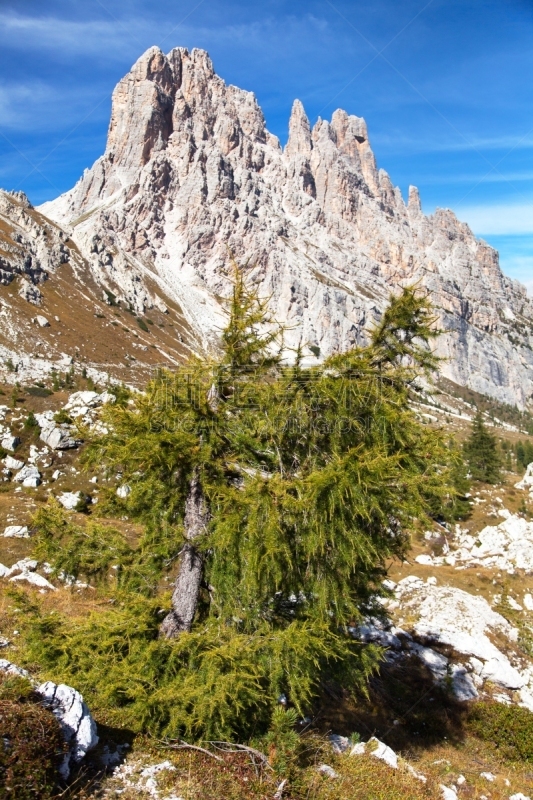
[
  {"xmin": 27, "ymin": 271, "xmax": 460, "ymax": 741},
  {"xmin": 463, "ymin": 410, "xmax": 502, "ymax": 483}
]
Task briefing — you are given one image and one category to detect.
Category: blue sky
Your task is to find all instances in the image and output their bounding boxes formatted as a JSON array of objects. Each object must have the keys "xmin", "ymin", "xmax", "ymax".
[{"xmin": 0, "ymin": 0, "xmax": 531, "ymax": 291}]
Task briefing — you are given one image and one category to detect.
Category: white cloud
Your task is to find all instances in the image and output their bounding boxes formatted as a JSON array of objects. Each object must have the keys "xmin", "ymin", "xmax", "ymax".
[
  {"xmin": 373, "ymin": 132, "xmax": 533, "ymax": 154},
  {"xmin": 0, "ymin": 11, "xmax": 148, "ymax": 58},
  {"xmin": 454, "ymin": 202, "xmax": 533, "ymax": 236},
  {"xmin": 0, "ymin": 82, "xmax": 107, "ymax": 131},
  {"xmin": 417, "ymin": 171, "xmax": 533, "ymax": 186}
]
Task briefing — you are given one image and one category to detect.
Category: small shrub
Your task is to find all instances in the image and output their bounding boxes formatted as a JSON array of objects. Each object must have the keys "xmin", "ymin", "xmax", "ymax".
[
  {"xmin": 309, "ymin": 344, "xmax": 320, "ymax": 358},
  {"xmin": 261, "ymin": 707, "xmax": 301, "ymax": 774},
  {"xmin": 468, "ymin": 701, "xmax": 533, "ymax": 762},
  {"xmin": 24, "ymin": 412, "xmax": 39, "ymax": 430},
  {"xmin": 53, "ymin": 409, "xmax": 73, "ymax": 425},
  {"xmin": 136, "ymin": 318, "xmax": 149, "ymax": 333},
  {"xmin": 0, "ymin": 673, "xmax": 66, "ymax": 799}
]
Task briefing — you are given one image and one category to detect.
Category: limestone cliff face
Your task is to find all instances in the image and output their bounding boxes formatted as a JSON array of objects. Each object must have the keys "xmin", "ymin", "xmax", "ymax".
[{"xmin": 40, "ymin": 46, "xmax": 533, "ymax": 407}]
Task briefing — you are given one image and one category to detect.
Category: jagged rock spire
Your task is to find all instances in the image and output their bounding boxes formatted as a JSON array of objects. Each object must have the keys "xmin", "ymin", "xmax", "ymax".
[
  {"xmin": 285, "ymin": 99, "xmax": 312, "ymax": 158},
  {"xmin": 408, "ymin": 185, "xmax": 422, "ymax": 213}
]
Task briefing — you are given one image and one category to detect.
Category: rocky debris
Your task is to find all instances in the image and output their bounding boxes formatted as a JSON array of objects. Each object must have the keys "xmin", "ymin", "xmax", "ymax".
[
  {"xmin": 440, "ymin": 785, "xmax": 458, "ymax": 799},
  {"xmin": 406, "ymin": 764, "xmax": 427, "ymax": 783},
  {"xmin": 63, "ymin": 389, "xmax": 115, "ymax": 425},
  {"xmin": 38, "ymin": 680, "xmax": 99, "ymax": 779},
  {"xmin": 391, "ymin": 577, "xmax": 532, "ymax": 695},
  {"xmin": 510, "ymin": 794, "xmax": 531, "ymax": 800},
  {"xmin": 350, "ymin": 737, "xmax": 398, "ymax": 769},
  {"xmin": 40, "ymin": 46, "xmax": 533, "ymax": 408},
  {"xmin": 35, "ymin": 314, "xmax": 50, "ymax": 327},
  {"xmin": 419, "ymin": 511, "xmax": 533, "ymax": 573},
  {"xmin": 317, "ymin": 764, "xmax": 338, "ymax": 778},
  {"xmin": 10, "ymin": 569, "xmax": 56, "ymax": 590},
  {"xmin": 13, "ymin": 464, "xmax": 41, "ymax": 487},
  {"xmin": 58, "ymin": 491, "xmax": 83, "ymax": 510},
  {"xmin": 329, "ymin": 734, "xmax": 350, "ymax": 754},
  {"xmin": 3, "ymin": 525, "xmax": 29, "ymax": 538},
  {"xmin": 1, "ymin": 434, "xmax": 20, "ymax": 451},
  {"xmin": 18, "ymin": 278, "xmax": 43, "ymax": 305},
  {"xmin": 515, "ymin": 463, "xmax": 533, "ymax": 494},
  {"xmin": 111, "ymin": 759, "xmax": 179, "ymax": 799},
  {"xmin": 0, "ymin": 557, "xmax": 55, "ymax": 590},
  {"xmin": 35, "ymin": 409, "xmax": 84, "ymax": 450},
  {"xmin": 0, "ymin": 659, "xmax": 29, "ymax": 678},
  {"xmin": 4, "ymin": 455, "xmax": 24, "ymax": 470}
]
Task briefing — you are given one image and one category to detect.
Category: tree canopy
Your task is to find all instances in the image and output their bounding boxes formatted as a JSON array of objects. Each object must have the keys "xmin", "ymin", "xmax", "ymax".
[
  {"xmin": 29, "ymin": 272, "xmax": 461, "ymax": 741},
  {"xmin": 463, "ymin": 410, "xmax": 502, "ymax": 484}
]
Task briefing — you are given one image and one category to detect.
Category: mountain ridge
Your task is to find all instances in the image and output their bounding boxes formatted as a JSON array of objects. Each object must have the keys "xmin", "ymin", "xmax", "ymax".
[{"xmin": 1, "ymin": 45, "xmax": 531, "ymax": 406}]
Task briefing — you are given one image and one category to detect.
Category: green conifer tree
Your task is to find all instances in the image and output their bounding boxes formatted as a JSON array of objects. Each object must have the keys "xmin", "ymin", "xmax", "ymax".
[
  {"xmin": 464, "ymin": 410, "xmax": 502, "ymax": 483},
  {"xmin": 29, "ymin": 272, "xmax": 461, "ymax": 740}
]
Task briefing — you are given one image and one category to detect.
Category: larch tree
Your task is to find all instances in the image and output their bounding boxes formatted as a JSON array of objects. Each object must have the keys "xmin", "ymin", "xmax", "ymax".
[{"xmin": 31, "ymin": 269, "xmax": 462, "ymax": 740}]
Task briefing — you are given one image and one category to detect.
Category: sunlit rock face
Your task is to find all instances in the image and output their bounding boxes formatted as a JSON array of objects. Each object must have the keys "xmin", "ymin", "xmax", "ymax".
[{"xmin": 40, "ymin": 46, "xmax": 533, "ymax": 407}]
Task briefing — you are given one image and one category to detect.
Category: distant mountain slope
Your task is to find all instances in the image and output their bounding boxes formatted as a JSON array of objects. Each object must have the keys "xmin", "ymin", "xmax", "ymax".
[{"xmin": 0, "ymin": 190, "xmax": 194, "ymax": 387}]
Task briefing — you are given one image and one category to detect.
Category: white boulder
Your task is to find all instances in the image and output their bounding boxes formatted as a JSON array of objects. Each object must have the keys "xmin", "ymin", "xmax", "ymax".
[
  {"xmin": 10, "ymin": 570, "xmax": 56, "ymax": 590},
  {"xmin": 395, "ymin": 578, "xmax": 526, "ymax": 691},
  {"xmin": 318, "ymin": 764, "xmax": 338, "ymax": 778},
  {"xmin": 64, "ymin": 391, "xmax": 100, "ymax": 411},
  {"xmin": 116, "ymin": 484, "xmax": 131, "ymax": 499},
  {"xmin": 37, "ymin": 681, "xmax": 99, "ymax": 779},
  {"xmin": 3, "ymin": 525, "xmax": 29, "ymax": 538},
  {"xmin": 4, "ymin": 456, "xmax": 24, "ymax": 470},
  {"xmin": 350, "ymin": 737, "xmax": 398, "ymax": 769},
  {"xmin": 40, "ymin": 424, "xmax": 78, "ymax": 450},
  {"xmin": 440, "ymin": 786, "xmax": 458, "ymax": 800},
  {"xmin": 515, "ymin": 463, "xmax": 533, "ymax": 491},
  {"xmin": 58, "ymin": 491, "xmax": 82, "ymax": 510},
  {"xmin": 1, "ymin": 435, "xmax": 20, "ymax": 451},
  {"xmin": 0, "ymin": 659, "xmax": 29, "ymax": 677},
  {"xmin": 35, "ymin": 315, "xmax": 50, "ymax": 327},
  {"xmin": 13, "ymin": 465, "xmax": 41, "ymax": 487}
]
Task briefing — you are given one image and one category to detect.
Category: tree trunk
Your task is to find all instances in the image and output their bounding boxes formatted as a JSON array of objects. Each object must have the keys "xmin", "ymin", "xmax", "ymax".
[{"xmin": 160, "ymin": 470, "xmax": 209, "ymax": 638}]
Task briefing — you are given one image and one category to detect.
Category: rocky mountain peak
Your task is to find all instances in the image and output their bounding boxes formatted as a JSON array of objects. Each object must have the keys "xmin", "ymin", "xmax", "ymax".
[
  {"xmin": 285, "ymin": 100, "xmax": 313, "ymax": 158},
  {"xmin": 38, "ymin": 45, "xmax": 533, "ymax": 407}
]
